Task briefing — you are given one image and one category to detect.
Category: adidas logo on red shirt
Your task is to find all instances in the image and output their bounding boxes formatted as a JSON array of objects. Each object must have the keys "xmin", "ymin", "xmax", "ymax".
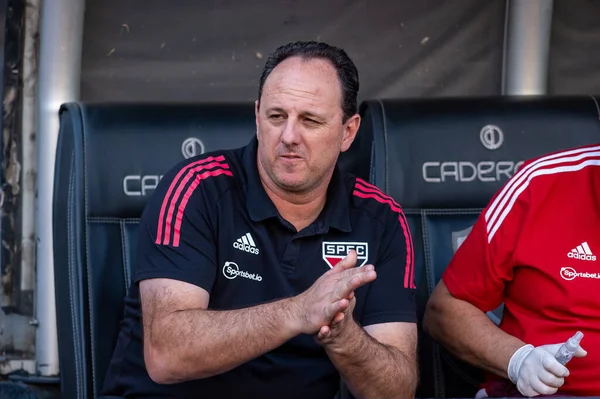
[{"xmin": 567, "ymin": 242, "xmax": 596, "ymax": 261}]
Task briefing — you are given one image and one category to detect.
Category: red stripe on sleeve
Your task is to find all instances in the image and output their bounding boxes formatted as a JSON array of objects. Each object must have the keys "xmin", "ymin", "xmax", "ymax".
[
  {"xmin": 155, "ymin": 155, "xmax": 229, "ymax": 246},
  {"xmin": 172, "ymin": 168, "xmax": 233, "ymax": 247},
  {"xmin": 353, "ymin": 179, "xmax": 415, "ymax": 289}
]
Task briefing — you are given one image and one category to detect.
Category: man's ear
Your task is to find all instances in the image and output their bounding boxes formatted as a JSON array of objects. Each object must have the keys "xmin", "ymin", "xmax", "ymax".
[{"xmin": 341, "ymin": 114, "xmax": 361, "ymax": 152}]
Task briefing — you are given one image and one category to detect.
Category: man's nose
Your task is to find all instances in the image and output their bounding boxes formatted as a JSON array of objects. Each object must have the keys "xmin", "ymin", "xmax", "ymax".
[{"xmin": 281, "ymin": 119, "xmax": 301, "ymax": 145}]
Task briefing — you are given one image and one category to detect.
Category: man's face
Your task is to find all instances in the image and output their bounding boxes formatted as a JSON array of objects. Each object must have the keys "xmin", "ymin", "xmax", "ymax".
[{"xmin": 255, "ymin": 56, "xmax": 360, "ymax": 194}]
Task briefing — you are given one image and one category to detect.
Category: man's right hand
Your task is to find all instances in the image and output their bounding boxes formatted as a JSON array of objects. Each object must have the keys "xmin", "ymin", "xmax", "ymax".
[
  {"xmin": 291, "ymin": 250, "xmax": 376, "ymax": 335},
  {"xmin": 508, "ymin": 343, "xmax": 587, "ymax": 397}
]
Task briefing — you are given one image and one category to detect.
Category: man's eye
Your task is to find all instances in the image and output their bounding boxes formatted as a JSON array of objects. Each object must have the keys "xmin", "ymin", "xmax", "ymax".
[{"xmin": 269, "ymin": 114, "xmax": 283, "ymax": 120}]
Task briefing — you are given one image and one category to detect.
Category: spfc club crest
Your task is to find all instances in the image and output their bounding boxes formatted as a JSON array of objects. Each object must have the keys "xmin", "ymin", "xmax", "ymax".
[{"xmin": 322, "ymin": 241, "xmax": 369, "ymax": 268}]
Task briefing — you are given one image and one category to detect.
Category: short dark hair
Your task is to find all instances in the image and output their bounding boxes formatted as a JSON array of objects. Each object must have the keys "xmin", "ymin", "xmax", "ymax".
[{"xmin": 258, "ymin": 41, "xmax": 359, "ymax": 122}]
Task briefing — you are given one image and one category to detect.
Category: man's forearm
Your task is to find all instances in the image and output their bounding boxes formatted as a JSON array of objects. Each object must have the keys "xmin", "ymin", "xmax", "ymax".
[
  {"xmin": 325, "ymin": 322, "xmax": 417, "ymax": 399},
  {"xmin": 149, "ymin": 297, "xmax": 300, "ymax": 383},
  {"xmin": 424, "ymin": 286, "xmax": 524, "ymax": 379}
]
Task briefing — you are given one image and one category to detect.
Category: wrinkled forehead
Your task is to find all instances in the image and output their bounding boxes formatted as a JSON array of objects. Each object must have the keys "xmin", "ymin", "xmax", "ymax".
[{"xmin": 261, "ymin": 57, "xmax": 343, "ymax": 116}]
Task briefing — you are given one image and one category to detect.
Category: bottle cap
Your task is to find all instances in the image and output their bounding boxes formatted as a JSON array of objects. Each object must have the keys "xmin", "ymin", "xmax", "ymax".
[{"xmin": 566, "ymin": 331, "xmax": 584, "ymax": 350}]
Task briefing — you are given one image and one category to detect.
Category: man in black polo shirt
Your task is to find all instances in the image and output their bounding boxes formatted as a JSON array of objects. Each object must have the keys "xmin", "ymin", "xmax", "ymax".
[{"xmin": 102, "ymin": 41, "xmax": 417, "ymax": 399}]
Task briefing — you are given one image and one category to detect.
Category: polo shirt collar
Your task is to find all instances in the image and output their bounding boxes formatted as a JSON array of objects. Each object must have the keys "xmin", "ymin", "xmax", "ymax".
[
  {"xmin": 321, "ymin": 166, "xmax": 352, "ymax": 233},
  {"xmin": 242, "ymin": 137, "xmax": 352, "ymax": 233},
  {"xmin": 243, "ymin": 137, "xmax": 279, "ymax": 221}
]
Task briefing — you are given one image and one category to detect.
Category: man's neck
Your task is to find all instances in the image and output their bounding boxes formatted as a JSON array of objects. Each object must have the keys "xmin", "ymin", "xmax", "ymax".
[{"xmin": 259, "ymin": 167, "xmax": 332, "ymax": 232}]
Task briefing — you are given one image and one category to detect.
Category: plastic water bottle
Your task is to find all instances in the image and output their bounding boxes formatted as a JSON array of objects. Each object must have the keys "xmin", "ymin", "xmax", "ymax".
[{"xmin": 555, "ymin": 331, "xmax": 584, "ymax": 365}]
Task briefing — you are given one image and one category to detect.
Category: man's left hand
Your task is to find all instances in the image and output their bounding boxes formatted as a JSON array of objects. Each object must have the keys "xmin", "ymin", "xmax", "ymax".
[
  {"xmin": 315, "ymin": 291, "xmax": 358, "ymax": 348},
  {"xmin": 315, "ymin": 255, "xmax": 377, "ymax": 348}
]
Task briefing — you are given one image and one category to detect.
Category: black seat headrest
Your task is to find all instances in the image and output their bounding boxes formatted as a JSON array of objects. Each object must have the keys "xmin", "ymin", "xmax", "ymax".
[
  {"xmin": 57, "ymin": 102, "xmax": 374, "ymax": 218},
  {"xmin": 58, "ymin": 102, "xmax": 257, "ymax": 218},
  {"xmin": 360, "ymin": 96, "xmax": 600, "ymax": 209}
]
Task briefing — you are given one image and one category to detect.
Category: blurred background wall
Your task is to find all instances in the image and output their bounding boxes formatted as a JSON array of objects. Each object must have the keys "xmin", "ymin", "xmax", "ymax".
[{"xmin": 74, "ymin": 0, "xmax": 600, "ymax": 103}]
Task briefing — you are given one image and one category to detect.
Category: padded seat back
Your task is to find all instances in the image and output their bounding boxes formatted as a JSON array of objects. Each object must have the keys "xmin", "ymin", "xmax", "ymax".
[
  {"xmin": 52, "ymin": 102, "xmax": 374, "ymax": 399},
  {"xmin": 358, "ymin": 96, "xmax": 600, "ymax": 398},
  {"xmin": 53, "ymin": 102, "xmax": 257, "ymax": 399}
]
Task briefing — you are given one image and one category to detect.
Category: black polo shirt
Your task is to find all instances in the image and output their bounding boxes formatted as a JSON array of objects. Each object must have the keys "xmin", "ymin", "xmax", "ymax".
[{"xmin": 102, "ymin": 137, "xmax": 416, "ymax": 399}]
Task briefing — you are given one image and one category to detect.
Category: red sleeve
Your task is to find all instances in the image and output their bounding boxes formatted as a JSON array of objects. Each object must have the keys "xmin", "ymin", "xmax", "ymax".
[{"xmin": 442, "ymin": 176, "xmax": 531, "ymax": 312}]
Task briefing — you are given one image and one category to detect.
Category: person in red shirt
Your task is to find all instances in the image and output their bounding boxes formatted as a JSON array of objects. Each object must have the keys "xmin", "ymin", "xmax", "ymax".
[{"xmin": 423, "ymin": 143, "xmax": 599, "ymax": 397}]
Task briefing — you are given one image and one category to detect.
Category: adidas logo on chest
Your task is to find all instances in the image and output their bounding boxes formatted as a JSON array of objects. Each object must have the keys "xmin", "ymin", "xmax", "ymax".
[
  {"xmin": 567, "ymin": 241, "xmax": 596, "ymax": 261},
  {"xmin": 233, "ymin": 232, "xmax": 260, "ymax": 255}
]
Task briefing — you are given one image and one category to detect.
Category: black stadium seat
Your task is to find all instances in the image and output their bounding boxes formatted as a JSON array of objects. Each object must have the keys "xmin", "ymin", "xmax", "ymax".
[
  {"xmin": 358, "ymin": 96, "xmax": 600, "ymax": 398},
  {"xmin": 52, "ymin": 102, "xmax": 257, "ymax": 399},
  {"xmin": 51, "ymin": 102, "xmax": 373, "ymax": 399}
]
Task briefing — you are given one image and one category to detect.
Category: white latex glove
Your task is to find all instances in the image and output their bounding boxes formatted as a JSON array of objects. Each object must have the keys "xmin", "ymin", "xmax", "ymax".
[{"xmin": 508, "ymin": 343, "xmax": 587, "ymax": 397}]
